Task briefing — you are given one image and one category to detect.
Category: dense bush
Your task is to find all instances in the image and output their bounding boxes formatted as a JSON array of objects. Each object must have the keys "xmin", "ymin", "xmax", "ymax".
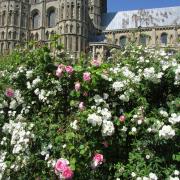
[{"xmin": 0, "ymin": 44, "xmax": 179, "ymax": 180}]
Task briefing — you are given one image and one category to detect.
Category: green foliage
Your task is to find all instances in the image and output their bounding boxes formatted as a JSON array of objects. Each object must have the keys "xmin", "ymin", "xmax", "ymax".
[{"xmin": 0, "ymin": 44, "xmax": 179, "ymax": 179}]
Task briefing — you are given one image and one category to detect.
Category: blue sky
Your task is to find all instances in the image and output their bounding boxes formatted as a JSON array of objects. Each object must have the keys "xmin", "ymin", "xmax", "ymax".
[{"xmin": 108, "ymin": 0, "xmax": 180, "ymax": 12}]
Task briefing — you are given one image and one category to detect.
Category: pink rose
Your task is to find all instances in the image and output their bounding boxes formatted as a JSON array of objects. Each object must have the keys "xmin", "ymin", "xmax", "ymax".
[
  {"xmin": 5, "ymin": 88, "xmax": 14, "ymax": 98},
  {"xmin": 55, "ymin": 159, "xmax": 69, "ymax": 172},
  {"xmin": 65, "ymin": 66, "xmax": 74, "ymax": 74},
  {"xmin": 93, "ymin": 153, "xmax": 103, "ymax": 163},
  {"xmin": 119, "ymin": 115, "xmax": 126, "ymax": 123},
  {"xmin": 56, "ymin": 67, "xmax": 63, "ymax": 78},
  {"xmin": 62, "ymin": 166, "xmax": 73, "ymax": 179},
  {"xmin": 75, "ymin": 82, "xmax": 81, "ymax": 91},
  {"xmin": 92, "ymin": 153, "xmax": 104, "ymax": 168},
  {"xmin": 91, "ymin": 59, "xmax": 101, "ymax": 67},
  {"xmin": 83, "ymin": 72, "xmax": 91, "ymax": 82},
  {"xmin": 79, "ymin": 102, "xmax": 84, "ymax": 110}
]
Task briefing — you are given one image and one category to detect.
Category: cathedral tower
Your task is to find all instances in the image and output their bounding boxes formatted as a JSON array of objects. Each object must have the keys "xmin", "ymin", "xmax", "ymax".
[
  {"xmin": 0, "ymin": 0, "xmax": 30, "ymax": 54},
  {"xmin": 58, "ymin": 0, "xmax": 89, "ymax": 55},
  {"xmin": 88, "ymin": 0, "xmax": 107, "ymax": 30}
]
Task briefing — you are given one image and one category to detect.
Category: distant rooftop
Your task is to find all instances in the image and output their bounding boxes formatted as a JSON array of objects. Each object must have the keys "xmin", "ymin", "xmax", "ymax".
[{"xmin": 102, "ymin": 6, "xmax": 180, "ymax": 31}]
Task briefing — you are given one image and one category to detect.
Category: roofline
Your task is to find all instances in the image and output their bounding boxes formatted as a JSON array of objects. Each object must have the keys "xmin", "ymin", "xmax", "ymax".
[{"xmin": 103, "ymin": 25, "xmax": 180, "ymax": 33}]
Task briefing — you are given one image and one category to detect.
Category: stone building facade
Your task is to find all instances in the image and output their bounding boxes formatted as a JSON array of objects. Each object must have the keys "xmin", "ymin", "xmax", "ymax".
[
  {"xmin": 0, "ymin": 0, "xmax": 107, "ymax": 55},
  {"xmin": 0, "ymin": 0, "xmax": 180, "ymax": 57}
]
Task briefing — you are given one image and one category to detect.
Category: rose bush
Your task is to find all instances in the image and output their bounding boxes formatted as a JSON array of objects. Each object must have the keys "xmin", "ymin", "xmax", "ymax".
[{"xmin": 0, "ymin": 44, "xmax": 179, "ymax": 180}]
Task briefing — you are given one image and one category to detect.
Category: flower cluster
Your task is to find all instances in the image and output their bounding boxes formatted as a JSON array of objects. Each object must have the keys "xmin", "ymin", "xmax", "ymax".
[
  {"xmin": 143, "ymin": 67, "xmax": 163, "ymax": 84},
  {"xmin": 55, "ymin": 158, "xmax": 73, "ymax": 179},
  {"xmin": 159, "ymin": 125, "xmax": 175, "ymax": 139},
  {"xmin": 169, "ymin": 113, "xmax": 180, "ymax": 125},
  {"xmin": 0, "ymin": 44, "xmax": 179, "ymax": 179},
  {"xmin": 56, "ymin": 64, "xmax": 74, "ymax": 78},
  {"xmin": 91, "ymin": 153, "xmax": 104, "ymax": 169}
]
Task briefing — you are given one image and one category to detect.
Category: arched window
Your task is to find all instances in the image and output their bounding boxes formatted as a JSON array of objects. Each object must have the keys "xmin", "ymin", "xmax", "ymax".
[
  {"xmin": 77, "ymin": 24, "xmax": 80, "ymax": 34},
  {"xmin": 8, "ymin": 42, "xmax": 11, "ymax": 49},
  {"xmin": 35, "ymin": 33, "xmax": 39, "ymax": 41},
  {"xmin": 2, "ymin": 11, "xmax": 6, "ymax": 26},
  {"xmin": 32, "ymin": 11, "xmax": 40, "ymax": 29},
  {"xmin": 70, "ymin": 24, "xmax": 73, "ymax": 33},
  {"xmin": 1, "ymin": 32, "xmax": 5, "ymax": 39},
  {"xmin": 139, "ymin": 34, "xmax": 147, "ymax": 46},
  {"xmin": 46, "ymin": 31, "xmax": 49, "ymax": 40},
  {"xmin": 21, "ymin": 13, "xmax": 26, "ymax": 27},
  {"xmin": 71, "ymin": 2, "xmax": 74, "ymax": 18},
  {"xmin": 65, "ymin": 24, "xmax": 68, "ymax": 33},
  {"xmin": 119, "ymin": 36, "xmax": 127, "ymax": 48},
  {"xmin": 8, "ymin": 31, "xmax": 12, "ymax": 39},
  {"xmin": 47, "ymin": 8, "xmax": 55, "ymax": 28},
  {"xmin": 13, "ymin": 31, "xmax": 17, "ymax": 39},
  {"xmin": 8, "ymin": 11, "xmax": 12, "ymax": 25},
  {"xmin": 161, "ymin": 33, "xmax": 168, "ymax": 45},
  {"xmin": 21, "ymin": 33, "xmax": 26, "ymax": 41},
  {"xmin": 30, "ymin": 33, "xmax": 34, "ymax": 40},
  {"xmin": 61, "ymin": 5, "xmax": 64, "ymax": 19},
  {"xmin": 14, "ymin": 11, "xmax": 19, "ymax": 26}
]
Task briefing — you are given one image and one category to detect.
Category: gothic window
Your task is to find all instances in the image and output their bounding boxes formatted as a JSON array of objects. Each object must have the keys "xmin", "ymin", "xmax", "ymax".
[
  {"xmin": 76, "ymin": 36, "xmax": 79, "ymax": 51},
  {"xmin": 8, "ymin": 31, "xmax": 12, "ymax": 39},
  {"xmin": 71, "ymin": 2, "xmax": 74, "ymax": 18},
  {"xmin": 69, "ymin": 36, "xmax": 72, "ymax": 50},
  {"xmin": 77, "ymin": 24, "xmax": 80, "ymax": 34},
  {"xmin": 2, "ymin": 11, "xmax": 6, "ymax": 26},
  {"xmin": 161, "ymin": 33, "xmax": 168, "ymax": 45},
  {"xmin": 65, "ymin": 24, "xmax": 68, "ymax": 33},
  {"xmin": 119, "ymin": 36, "xmax": 127, "ymax": 48},
  {"xmin": 30, "ymin": 33, "xmax": 34, "ymax": 40},
  {"xmin": 21, "ymin": 33, "xmax": 26, "ymax": 41},
  {"xmin": 1, "ymin": 32, "xmax": 5, "ymax": 39},
  {"xmin": 21, "ymin": 14, "xmax": 26, "ymax": 27},
  {"xmin": 67, "ymin": 5, "xmax": 70, "ymax": 18},
  {"xmin": 91, "ymin": 6, "xmax": 93, "ymax": 13},
  {"xmin": 139, "ymin": 34, "xmax": 147, "ymax": 46},
  {"xmin": 14, "ymin": 11, "xmax": 19, "ymax": 26},
  {"xmin": 47, "ymin": 8, "xmax": 55, "ymax": 28},
  {"xmin": 61, "ymin": 5, "xmax": 64, "ymax": 19},
  {"xmin": 70, "ymin": 24, "xmax": 73, "ymax": 33},
  {"xmin": 77, "ymin": 4, "xmax": 80, "ymax": 20},
  {"xmin": 14, "ymin": 42, "xmax": 17, "ymax": 48},
  {"xmin": 35, "ymin": 33, "xmax": 39, "ymax": 41},
  {"xmin": 32, "ymin": 11, "xmax": 40, "ymax": 29},
  {"xmin": 65, "ymin": 36, "xmax": 67, "ymax": 49},
  {"xmin": 13, "ymin": 31, "xmax": 17, "ymax": 39},
  {"xmin": 8, "ymin": 11, "xmax": 12, "ymax": 25},
  {"xmin": 7, "ymin": 42, "xmax": 11, "ymax": 49},
  {"xmin": 46, "ymin": 31, "xmax": 49, "ymax": 40}
]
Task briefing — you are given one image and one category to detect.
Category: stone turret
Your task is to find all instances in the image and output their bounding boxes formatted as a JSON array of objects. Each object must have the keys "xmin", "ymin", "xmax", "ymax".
[
  {"xmin": 58, "ymin": 0, "xmax": 88, "ymax": 55},
  {"xmin": 0, "ymin": 0, "xmax": 30, "ymax": 54},
  {"xmin": 88, "ymin": 0, "xmax": 107, "ymax": 30}
]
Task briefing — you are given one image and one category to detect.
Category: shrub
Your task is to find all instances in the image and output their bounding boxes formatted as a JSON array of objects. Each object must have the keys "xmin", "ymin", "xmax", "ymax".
[{"xmin": 0, "ymin": 45, "xmax": 179, "ymax": 180}]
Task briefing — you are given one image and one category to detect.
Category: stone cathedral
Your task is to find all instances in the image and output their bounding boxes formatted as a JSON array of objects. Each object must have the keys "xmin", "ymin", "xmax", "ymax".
[{"xmin": 0, "ymin": 0, "xmax": 180, "ymax": 57}]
